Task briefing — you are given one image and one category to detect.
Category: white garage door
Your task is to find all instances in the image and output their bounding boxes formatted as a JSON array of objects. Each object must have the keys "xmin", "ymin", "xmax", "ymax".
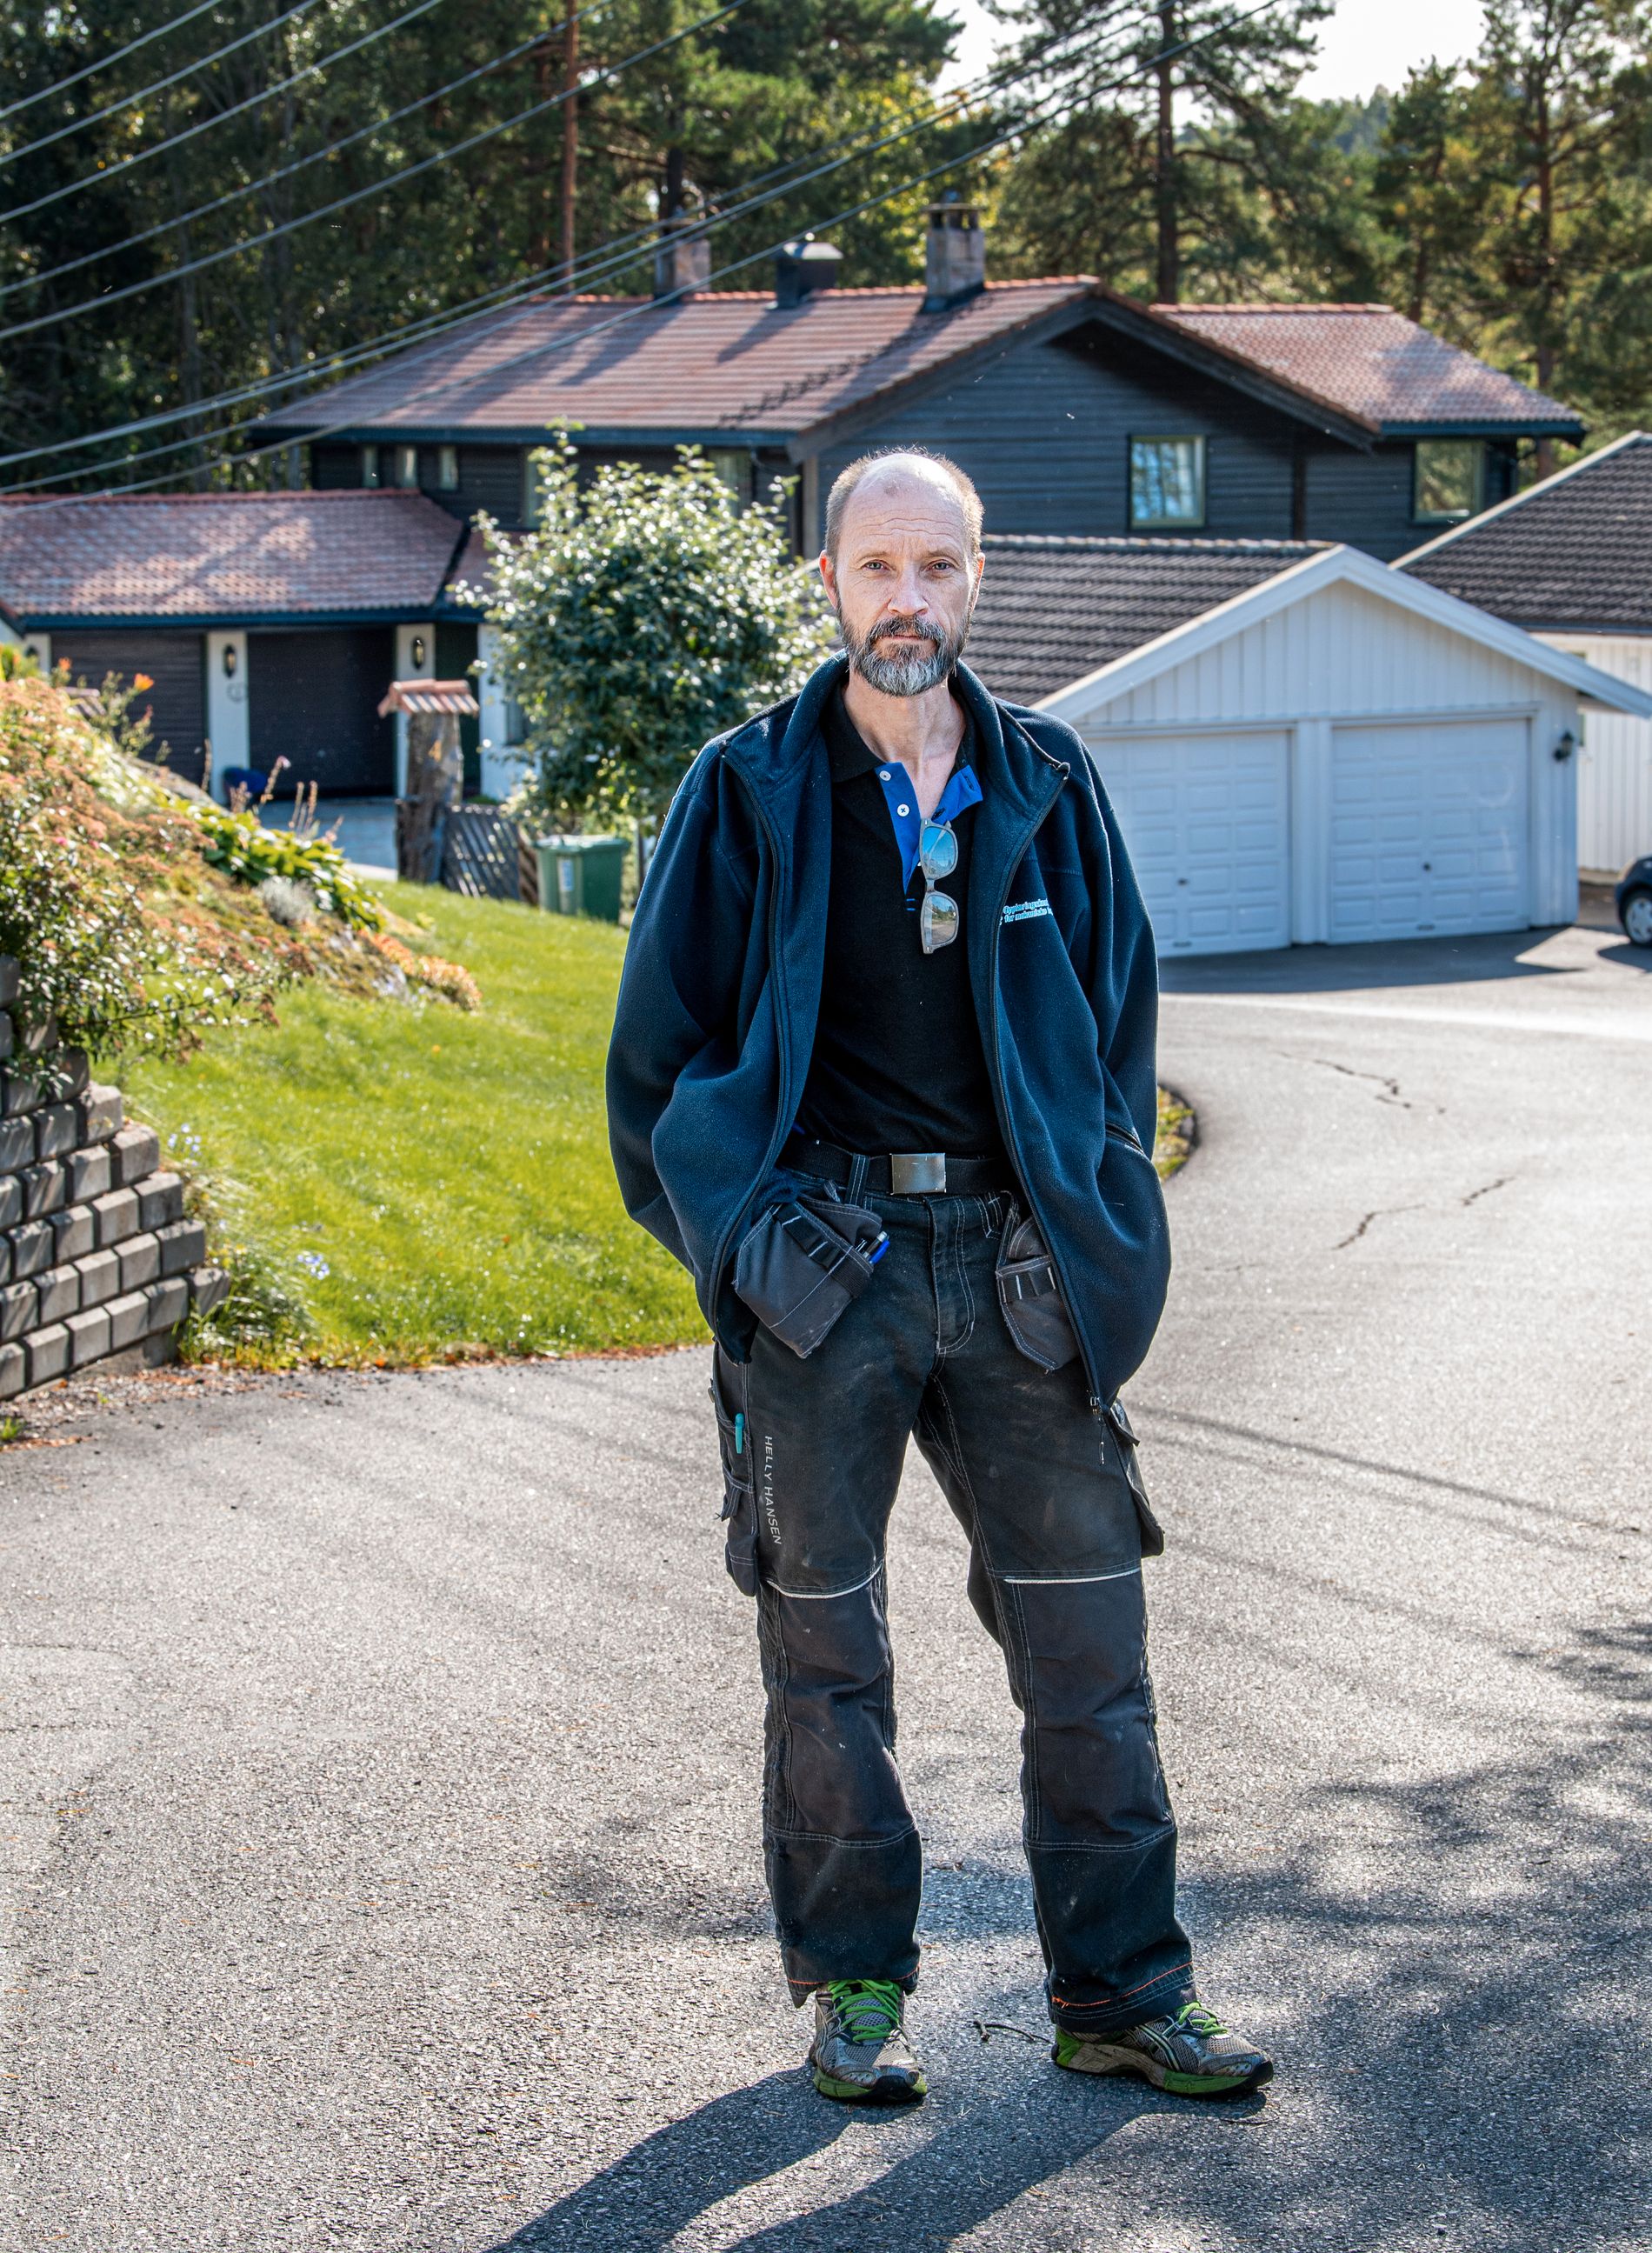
[
  {"xmin": 1329, "ymin": 718, "xmax": 1529, "ymax": 943},
  {"xmin": 1093, "ymin": 730, "xmax": 1291, "ymax": 955}
]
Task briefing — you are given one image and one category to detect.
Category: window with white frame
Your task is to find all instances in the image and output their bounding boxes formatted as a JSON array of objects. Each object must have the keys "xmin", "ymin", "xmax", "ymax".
[
  {"xmin": 1413, "ymin": 438, "xmax": 1484, "ymax": 523},
  {"xmin": 523, "ymin": 450, "xmax": 547, "ymax": 526},
  {"xmin": 1129, "ymin": 436, "xmax": 1206, "ymax": 530}
]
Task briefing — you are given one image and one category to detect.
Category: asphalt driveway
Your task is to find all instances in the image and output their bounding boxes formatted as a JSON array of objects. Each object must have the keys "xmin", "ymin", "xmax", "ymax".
[{"xmin": 1, "ymin": 919, "xmax": 1648, "ymax": 2252}]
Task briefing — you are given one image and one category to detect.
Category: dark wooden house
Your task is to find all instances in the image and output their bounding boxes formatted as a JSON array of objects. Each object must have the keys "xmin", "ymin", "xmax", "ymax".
[{"xmin": 258, "ymin": 211, "xmax": 1581, "ymax": 563}]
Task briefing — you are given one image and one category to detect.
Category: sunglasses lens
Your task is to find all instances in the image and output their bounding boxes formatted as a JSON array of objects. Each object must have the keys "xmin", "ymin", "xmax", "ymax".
[
  {"xmin": 920, "ymin": 821, "xmax": 958, "ymax": 880},
  {"xmin": 920, "ymin": 888, "xmax": 959, "ymax": 954}
]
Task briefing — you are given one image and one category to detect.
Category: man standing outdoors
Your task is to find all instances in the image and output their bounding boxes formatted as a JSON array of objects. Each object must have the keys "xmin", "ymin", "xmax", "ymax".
[{"xmin": 607, "ymin": 450, "xmax": 1269, "ymax": 2107}]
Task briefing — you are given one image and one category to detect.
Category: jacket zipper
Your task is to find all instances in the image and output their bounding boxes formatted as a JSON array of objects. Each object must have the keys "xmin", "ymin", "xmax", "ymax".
[
  {"xmin": 985, "ymin": 761, "xmax": 1110, "ymax": 1416},
  {"xmin": 706, "ymin": 769, "xmax": 796, "ymax": 1330}
]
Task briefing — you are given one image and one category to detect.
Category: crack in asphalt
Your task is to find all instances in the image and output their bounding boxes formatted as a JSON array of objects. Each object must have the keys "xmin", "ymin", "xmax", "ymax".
[
  {"xmin": 1462, "ymin": 1176, "xmax": 1513, "ymax": 1206},
  {"xmin": 1333, "ymin": 1203, "xmax": 1422, "ymax": 1250}
]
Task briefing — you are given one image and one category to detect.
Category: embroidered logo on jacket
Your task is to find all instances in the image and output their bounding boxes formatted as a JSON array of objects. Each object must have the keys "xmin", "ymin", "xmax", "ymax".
[{"xmin": 1003, "ymin": 898, "xmax": 1053, "ymax": 924}]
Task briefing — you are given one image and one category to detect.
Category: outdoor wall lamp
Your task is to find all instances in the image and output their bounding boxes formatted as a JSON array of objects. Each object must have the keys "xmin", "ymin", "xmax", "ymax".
[
  {"xmin": 222, "ymin": 643, "xmax": 237, "ymax": 678},
  {"xmin": 411, "ymin": 634, "xmax": 427, "ymax": 668},
  {"xmin": 1554, "ymin": 730, "xmax": 1576, "ymax": 762}
]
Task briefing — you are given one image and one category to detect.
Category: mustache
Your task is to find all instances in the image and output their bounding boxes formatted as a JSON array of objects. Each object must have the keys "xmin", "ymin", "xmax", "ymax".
[{"xmin": 868, "ymin": 614, "xmax": 943, "ymax": 646}]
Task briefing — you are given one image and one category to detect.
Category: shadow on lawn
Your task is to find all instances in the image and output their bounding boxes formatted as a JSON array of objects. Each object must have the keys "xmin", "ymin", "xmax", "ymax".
[{"xmin": 486, "ymin": 1616, "xmax": 1651, "ymax": 2253}]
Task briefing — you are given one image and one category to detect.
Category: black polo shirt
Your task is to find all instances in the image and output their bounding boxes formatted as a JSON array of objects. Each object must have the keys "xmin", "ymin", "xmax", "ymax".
[{"xmin": 791, "ymin": 683, "xmax": 1006, "ymax": 1161}]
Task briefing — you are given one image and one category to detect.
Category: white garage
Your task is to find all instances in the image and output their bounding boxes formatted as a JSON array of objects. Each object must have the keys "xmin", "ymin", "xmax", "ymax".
[{"xmin": 969, "ymin": 538, "xmax": 1652, "ymax": 956}]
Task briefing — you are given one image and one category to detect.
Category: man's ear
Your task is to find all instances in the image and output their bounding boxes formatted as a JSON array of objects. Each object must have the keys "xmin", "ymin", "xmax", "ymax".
[
  {"xmin": 971, "ymin": 550, "xmax": 985, "ymax": 595},
  {"xmin": 818, "ymin": 550, "xmax": 837, "ymax": 609}
]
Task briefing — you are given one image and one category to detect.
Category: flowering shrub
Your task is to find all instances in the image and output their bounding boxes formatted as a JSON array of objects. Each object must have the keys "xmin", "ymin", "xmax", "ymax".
[
  {"xmin": 0, "ymin": 677, "xmax": 294, "ymax": 1055},
  {"xmin": 191, "ymin": 803, "xmax": 385, "ymax": 931}
]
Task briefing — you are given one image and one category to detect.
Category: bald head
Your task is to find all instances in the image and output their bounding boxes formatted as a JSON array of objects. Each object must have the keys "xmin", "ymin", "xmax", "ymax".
[{"xmin": 823, "ymin": 448, "xmax": 983, "ymax": 563}]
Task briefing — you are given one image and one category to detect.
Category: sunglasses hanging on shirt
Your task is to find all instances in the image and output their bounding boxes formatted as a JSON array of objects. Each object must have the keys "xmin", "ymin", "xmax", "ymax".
[{"xmin": 918, "ymin": 817, "xmax": 959, "ymax": 954}]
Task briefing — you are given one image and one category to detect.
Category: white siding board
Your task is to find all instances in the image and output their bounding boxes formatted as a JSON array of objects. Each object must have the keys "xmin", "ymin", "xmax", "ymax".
[{"xmin": 1534, "ymin": 630, "xmax": 1652, "ymax": 873}]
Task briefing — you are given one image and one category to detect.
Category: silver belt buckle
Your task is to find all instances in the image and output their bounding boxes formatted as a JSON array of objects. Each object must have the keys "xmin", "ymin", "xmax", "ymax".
[{"xmin": 889, "ymin": 1151, "xmax": 946, "ymax": 1195}]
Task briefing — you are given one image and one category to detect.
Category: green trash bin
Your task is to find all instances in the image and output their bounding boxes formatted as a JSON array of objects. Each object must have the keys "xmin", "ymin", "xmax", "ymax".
[{"xmin": 534, "ymin": 834, "xmax": 628, "ymax": 923}]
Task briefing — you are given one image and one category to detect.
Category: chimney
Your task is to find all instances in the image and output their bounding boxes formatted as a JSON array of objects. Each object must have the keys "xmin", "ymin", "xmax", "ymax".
[
  {"xmin": 923, "ymin": 195, "xmax": 985, "ymax": 311},
  {"xmin": 653, "ymin": 228, "xmax": 710, "ymax": 301},
  {"xmin": 774, "ymin": 235, "xmax": 843, "ymax": 309}
]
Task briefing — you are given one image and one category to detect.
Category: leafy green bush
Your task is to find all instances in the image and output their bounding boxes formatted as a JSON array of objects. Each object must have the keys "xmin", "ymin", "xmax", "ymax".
[
  {"xmin": 190, "ymin": 804, "xmax": 385, "ymax": 931},
  {"xmin": 471, "ymin": 432, "xmax": 835, "ymax": 830}
]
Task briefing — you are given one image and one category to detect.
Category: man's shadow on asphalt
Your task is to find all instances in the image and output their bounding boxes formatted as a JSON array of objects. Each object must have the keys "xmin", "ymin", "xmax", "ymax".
[
  {"xmin": 483, "ymin": 2063, "xmax": 1249, "ymax": 2253},
  {"xmin": 487, "ymin": 1616, "xmax": 1651, "ymax": 2253}
]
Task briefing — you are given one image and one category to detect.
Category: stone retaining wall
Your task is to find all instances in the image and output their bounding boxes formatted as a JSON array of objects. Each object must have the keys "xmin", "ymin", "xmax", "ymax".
[{"xmin": 0, "ymin": 957, "xmax": 228, "ymax": 1403}]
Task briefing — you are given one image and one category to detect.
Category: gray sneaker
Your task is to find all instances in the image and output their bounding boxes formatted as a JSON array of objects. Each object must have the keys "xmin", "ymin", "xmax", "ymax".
[
  {"xmin": 1053, "ymin": 2000, "xmax": 1272, "ymax": 2097},
  {"xmin": 808, "ymin": 1978, "xmax": 927, "ymax": 2105}
]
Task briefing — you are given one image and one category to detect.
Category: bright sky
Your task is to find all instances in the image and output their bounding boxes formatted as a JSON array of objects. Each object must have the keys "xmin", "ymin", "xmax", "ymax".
[{"xmin": 942, "ymin": 0, "xmax": 1489, "ymax": 98}]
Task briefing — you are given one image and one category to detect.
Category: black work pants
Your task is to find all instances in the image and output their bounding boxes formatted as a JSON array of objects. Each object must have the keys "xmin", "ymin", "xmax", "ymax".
[{"xmin": 712, "ymin": 1187, "xmax": 1196, "ymax": 2036}]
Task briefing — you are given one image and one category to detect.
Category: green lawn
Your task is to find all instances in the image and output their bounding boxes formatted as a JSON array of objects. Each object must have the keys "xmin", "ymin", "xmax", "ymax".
[
  {"xmin": 119, "ymin": 888, "xmax": 705, "ymax": 1365},
  {"xmin": 119, "ymin": 887, "xmax": 1194, "ymax": 1370}
]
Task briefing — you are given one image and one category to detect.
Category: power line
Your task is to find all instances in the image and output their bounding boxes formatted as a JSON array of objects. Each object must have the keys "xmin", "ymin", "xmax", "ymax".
[
  {"xmin": 0, "ymin": 0, "xmax": 327, "ymax": 175},
  {"xmin": 0, "ymin": 0, "xmax": 623, "ymax": 304},
  {"xmin": 0, "ymin": 0, "xmax": 450, "ymax": 227},
  {"xmin": 10, "ymin": 0, "xmax": 1268, "ymax": 506},
  {"xmin": 0, "ymin": 35, "xmax": 1072, "ymax": 478},
  {"xmin": 0, "ymin": 0, "xmax": 230, "ymax": 124},
  {"xmin": 0, "ymin": 0, "xmax": 754, "ymax": 342}
]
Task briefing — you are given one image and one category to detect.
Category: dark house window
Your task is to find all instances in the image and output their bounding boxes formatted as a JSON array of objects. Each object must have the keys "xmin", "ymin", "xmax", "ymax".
[
  {"xmin": 436, "ymin": 444, "xmax": 459, "ymax": 490},
  {"xmin": 1413, "ymin": 439, "xmax": 1484, "ymax": 523},
  {"xmin": 360, "ymin": 443, "xmax": 380, "ymax": 488},
  {"xmin": 1129, "ymin": 436, "xmax": 1206, "ymax": 530},
  {"xmin": 391, "ymin": 443, "xmax": 419, "ymax": 490}
]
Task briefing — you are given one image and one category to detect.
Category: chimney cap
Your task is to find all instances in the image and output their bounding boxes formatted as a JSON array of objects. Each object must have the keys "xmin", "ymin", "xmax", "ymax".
[
  {"xmin": 927, "ymin": 192, "xmax": 983, "ymax": 230},
  {"xmin": 774, "ymin": 233, "xmax": 843, "ymax": 308}
]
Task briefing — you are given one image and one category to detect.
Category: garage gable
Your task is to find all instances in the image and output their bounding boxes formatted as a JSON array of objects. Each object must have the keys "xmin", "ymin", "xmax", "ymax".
[
  {"xmin": 1022, "ymin": 546, "xmax": 1652, "ymax": 957},
  {"xmin": 1036, "ymin": 545, "xmax": 1652, "ymax": 732}
]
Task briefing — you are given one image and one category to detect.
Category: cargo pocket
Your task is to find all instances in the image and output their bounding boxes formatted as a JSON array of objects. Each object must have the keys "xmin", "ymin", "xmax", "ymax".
[
  {"xmin": 1104, "ymin": 1395, "xmax": 1165, "ymax": 1558},
  {"xmin": 996, "ymin": 1208, "xmax": 1081, "ymax": 1372},
  {"xmin": 710, "ymin": 1348, "xmax": 758, "ymax": 1596}
]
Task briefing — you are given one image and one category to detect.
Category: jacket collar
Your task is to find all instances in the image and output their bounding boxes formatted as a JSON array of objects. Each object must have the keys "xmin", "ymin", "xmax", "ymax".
[{"xmin": 722, "ymin": 651, "xmax": 1065, "ymax": 822}]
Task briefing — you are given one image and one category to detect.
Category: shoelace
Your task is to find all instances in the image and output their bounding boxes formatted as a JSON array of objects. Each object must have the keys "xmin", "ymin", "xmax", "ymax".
[
  {"xmin": 826, "ymin": 1978, "xmax": 904, "ymax": 2045},
  {"xmin": 1170, "ymin": 2002, "xmax": 1227, "ymax": 2038}
]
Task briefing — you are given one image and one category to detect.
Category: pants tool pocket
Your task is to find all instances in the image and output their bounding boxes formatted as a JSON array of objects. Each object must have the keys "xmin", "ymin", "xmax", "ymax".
[
  {"xmin": 733, "ymin": 1191, "xmax": 888, "ymax": 1359},
  {"xmin": 996, "ymin": 1207, "xmax": 1081, "ymax": 1372},
  {"xmin": 1104, "ymin": 1395, "xmax": 1165, "ymax": 1557},
  {"xmin": 710, "ymin": 1347, "xmax": 758, "ymax": 1596}
]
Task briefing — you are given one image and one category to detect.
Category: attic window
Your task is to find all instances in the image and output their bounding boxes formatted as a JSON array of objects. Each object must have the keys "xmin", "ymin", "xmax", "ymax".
[
  {"xmin": 436, "ymin": 444, "xmax": 459, "ymax": 490},
  {"xmin": 1414, "ymin": 439, "xmax": 1483, "ymax": 523},
  {"xmin": 361, "ymin": 443, "xmax": 380, "ymax": 489},
  {"xmin": 1129, "ymin": 436, "xmax": 1206, "ymax": 530},
  {"xmin": 392, "ymin": 443, "xmax": 420, "ymax": 490}
]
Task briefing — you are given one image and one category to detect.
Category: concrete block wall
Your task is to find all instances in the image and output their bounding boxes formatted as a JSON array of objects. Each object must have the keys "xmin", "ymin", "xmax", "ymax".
[{"xmin": 0, "ymin": 957, "xmax": 228, "ymax": 1403}]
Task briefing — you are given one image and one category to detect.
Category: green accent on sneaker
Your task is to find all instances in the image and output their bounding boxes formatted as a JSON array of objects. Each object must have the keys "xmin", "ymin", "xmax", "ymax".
[
  {"xmin": 811, "ymin": 2064, "xmax": 929, "ymax": 2103},
  {"xmin": 823, "ymin": 1977, "xmax": 905, "ymax": 2043}
]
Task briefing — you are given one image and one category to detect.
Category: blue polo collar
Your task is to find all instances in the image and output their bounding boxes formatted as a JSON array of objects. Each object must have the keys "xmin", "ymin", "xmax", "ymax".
[{"xmin": 869, "ymin": 757, "xmax": 983, "ymax": 887}]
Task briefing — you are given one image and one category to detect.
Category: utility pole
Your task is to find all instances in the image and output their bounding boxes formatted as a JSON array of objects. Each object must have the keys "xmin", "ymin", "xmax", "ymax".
[
  {"xmin": 1155, "ymin": 0, "xmax": 1178, "ymax": 304},
  {"xmin": 560, "ymin": 0, "xmax": 579, "ymax": 290}
]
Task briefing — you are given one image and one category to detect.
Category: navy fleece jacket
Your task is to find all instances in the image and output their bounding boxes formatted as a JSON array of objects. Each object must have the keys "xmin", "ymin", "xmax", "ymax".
[{"xmin": 605, "ymin": 652, "xmax": 1171, "ymax": 1407}]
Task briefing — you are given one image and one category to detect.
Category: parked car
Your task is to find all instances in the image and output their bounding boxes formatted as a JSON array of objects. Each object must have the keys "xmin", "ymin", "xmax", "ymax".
[{"xmin": 1616, "ymin": 855, "xmax": 1652, "ymax": 946}]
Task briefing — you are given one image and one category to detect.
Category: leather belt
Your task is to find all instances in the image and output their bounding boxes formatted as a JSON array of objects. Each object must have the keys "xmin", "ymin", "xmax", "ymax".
[{"xmin": 789, "ymin": 1139, "xmax": 1016, "ymax": 1197}]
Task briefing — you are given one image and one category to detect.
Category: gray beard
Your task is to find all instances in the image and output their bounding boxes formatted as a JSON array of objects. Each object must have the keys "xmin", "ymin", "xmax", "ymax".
[{"xmin": 842, "ymin": 610, "xmax": 970, "ymax": 697}]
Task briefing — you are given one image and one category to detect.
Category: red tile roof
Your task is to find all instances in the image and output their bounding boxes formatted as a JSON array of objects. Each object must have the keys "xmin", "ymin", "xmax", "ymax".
[
  {"xmin": 259, "ymin": 281, "xmax": 1091, "ymax": 442},
  {"xmin": 0, "ymin": 490, "xmax": 468, "ymax": 623},
  {"xmin": 258, "ymin": 283, "xmax": 1578, "ymax": 446},
  {"xmin": 1156, "ymin": 304, "xmax": 1577, "ymax": 433}
]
